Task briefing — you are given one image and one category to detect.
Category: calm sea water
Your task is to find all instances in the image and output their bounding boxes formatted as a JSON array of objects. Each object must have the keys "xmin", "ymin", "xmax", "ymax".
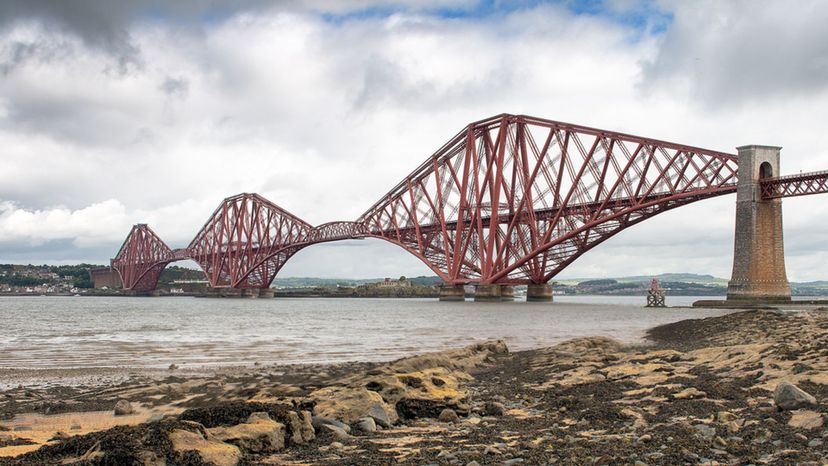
[{"xmin": 0, "ymin": 295, "xmax": 733, "ymax": 370}]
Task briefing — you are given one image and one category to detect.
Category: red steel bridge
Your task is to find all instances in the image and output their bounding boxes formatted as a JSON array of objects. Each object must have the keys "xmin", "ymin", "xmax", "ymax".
[{"xmin": 112, "ymin": 114, "xmax": 828, "ymax": 298}]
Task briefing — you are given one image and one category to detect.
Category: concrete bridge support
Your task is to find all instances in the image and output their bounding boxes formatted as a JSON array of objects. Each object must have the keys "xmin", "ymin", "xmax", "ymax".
[
  {"xmin": 500, "ymin": 285, "xmax": 515, "ymax": 301},
  {"xmin": 439, "ymin": 284, "xmax": 466, "ymax": 301},
  {"xmin": 527, "ymin": 284, "xmax": 553, "ymax": 302},
  {"xmin": 474, "ymin": 284, "xmax": 502, "ymax": 302},
  {"xmin": 258, "ymin": 288, "xmax": 275, "ymax": 298},
  {"xmin": 726, "ymin": 145, "xmax": 791, "ymax": 303}
]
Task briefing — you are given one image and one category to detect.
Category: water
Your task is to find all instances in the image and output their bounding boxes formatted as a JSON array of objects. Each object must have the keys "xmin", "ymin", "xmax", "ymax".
[{"xmin": 0, "ymin": 296, "xmax": 734, "ymax": 370}]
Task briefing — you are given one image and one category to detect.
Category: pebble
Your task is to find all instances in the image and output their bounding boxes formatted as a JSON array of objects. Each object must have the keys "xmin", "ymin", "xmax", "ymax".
[
  {"xmin": 637, "ymin": 434, "xmax": 652, "ymax": 442},
  {"xmin": 484, "ymin": 401, "xmax": 505, "ymax": 416},
  {"xmin": 693, "ymin": 424, "xmax": 716, "ymax": 439},
  {"xmin": 503, "ymin": 459, "xmax": 524, "ymax": 465},
  {"xmin": 322, "ymin": 424, "xmax": 352, "ymax": 440},
  {"xmin": 356, "ymin": 417, "xmax": 377, "ymax": 433},
  {"xmin": 466, "ymin": 462, "xmax": 481, "ymax": 466},
  {"xmin": 483, "ymin": 446, "xmax": 502, "ymax": 455},
  {"xmin": 439, "ymin": 408, "xmax": 460, "ymax": 423},
  {"xmin": 808, "ymin": 439, "xmax": 823, "ymax": 447},
  {"xmin": 113, "ymin": 400, "xmax": 134, "ymax": 416}
]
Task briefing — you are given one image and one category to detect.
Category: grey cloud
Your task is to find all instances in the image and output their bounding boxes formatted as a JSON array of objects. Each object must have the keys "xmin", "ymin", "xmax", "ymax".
[
  {"xmin": 160, "ymin": 76, "xmax": 189, "ymax": 98},
  {"xmin": 640, "ymin": 0, "xmax": 828, "ymax": 107}
]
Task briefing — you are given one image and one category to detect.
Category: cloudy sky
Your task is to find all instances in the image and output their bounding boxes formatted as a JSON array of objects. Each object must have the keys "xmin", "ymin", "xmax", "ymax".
[{"xmin": 1, "ymin": 0, "xmax": 827, "ymax": 281}]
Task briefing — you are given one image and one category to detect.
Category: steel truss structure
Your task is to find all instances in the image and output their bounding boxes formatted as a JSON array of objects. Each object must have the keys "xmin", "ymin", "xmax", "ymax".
[
  {"xmin": 110, "ymin": 114, "xmax": 823, "ymax": 292},
  {"xmin": 760, "ymin": 170, "xmax": 828, "ymax": 199}
]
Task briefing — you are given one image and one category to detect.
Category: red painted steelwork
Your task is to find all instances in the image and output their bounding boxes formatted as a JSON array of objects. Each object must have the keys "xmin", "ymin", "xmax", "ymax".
[
  {"xmin": 187, "ymin": 193, "xmax": 317, "ymax": 289},
  {"xmin": 111, "ymin": 224, "xmax": 175, "ymax": 292},
  {"xmin": 358, "ymin": 114, "xmax": 739, "ymax": 284},
  {"xmin": 760, "ymin": 170, "xmax": 828, "ymax": 199},
  {"xmin": 113, "ymin": 113, "xmax": 748, "ymax": 291}
]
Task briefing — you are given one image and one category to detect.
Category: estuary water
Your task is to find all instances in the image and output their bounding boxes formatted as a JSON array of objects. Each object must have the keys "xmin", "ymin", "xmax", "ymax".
[{"xmin": 0, "ymin": 295, "xmax": 732, "ymax": 370}]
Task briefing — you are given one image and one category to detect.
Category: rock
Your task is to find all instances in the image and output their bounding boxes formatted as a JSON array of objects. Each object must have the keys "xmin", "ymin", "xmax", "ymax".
[
  {"xmin": 207, "ymin": 412, "xmax": 285, "ymax": 453},
  {"xmin": 287, "ymin": 410, "xmax": 315, "ymax": 445},
  {"xmin": 322, "ymin": 424, "xmax": 352, "ymax": 440},
  {"xmin": 356, "ymin": 417, "xmax": 377, "ymax": 433},
  {"xmin": 774, "ymin": 381, "xmax": 817, "ymax": 410},
  {"xmin": 483, "ymin": 401, "xmax": 505, "ymax": 416},
  {"xmin": 788, "ymin": 410, "xmax": 824, "ymax": 430},
  {"xmin": 693, "ymin": 424, "xmax": 716, "ymax": 440},
  {"xmin": 329, "ymin": 441, "xmax": 344, "ymax": 450},
  {"xmin": 437, "ymin": 449, "xmax": 456, "ymax": 460},
  {"xmin": 311, "ymin": 416, "xmax": 351, "ymax": 434},
  {"xmin": 466, "ymin": 462, "xmax": 481, "ymax": 466},
  {"xmin": 169, "ymin": 429, "xmax": 242, "ymax": 466},
  {"xmin": 13, "ymin": 426, "xmax": 32, "ymax": 432},
  {"xmin": 716, "ymin": 411, "xmax": 736, "ymax": 423},
  {"xmin": 69, "ymin": 422, "xmax": 82, "ymax": 431},
  {"xmin": 672, "ymin": 387, "xmax": 706, "ymax": 399},
  {"xmin": 637, "ymin": 434, "xmax": 652, "ymax": 443},
  {"xmin": 439, "ymin": 408, "xmax": 460, "ymax": 423},
  {"xmin": 367, "ymin": 402, "xmax": 394, "ymax": 428},
  {"xmin": 146, "ymin": 414, "xmax": 165, "ymax": 423},
  {"xmin": 504, "ymin": 459, "xmax": 525, "ymax": 465},
  {"xmin": 311, "ymin": 387, "xmax": 398, "ymax": 426},
  {"xmin": 168, "ymin": 364, "xmax": 179, "ymax": 370},
  {"xmin": 483, "ymin": 446, "xmax": 502, "ymax": 455},
  {"xmin": 809, "ymin": 439, "xmax": 823, "ymax": 447},
  {"xmin": 114, "ymin": 400, "xmax": 134, "ymax": 416}
]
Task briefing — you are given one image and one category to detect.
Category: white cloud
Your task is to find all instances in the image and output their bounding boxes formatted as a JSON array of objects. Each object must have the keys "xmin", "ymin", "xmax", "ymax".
[{"xmin": 1, "ymin": 2, "xmax": 827, "ymax": 282}]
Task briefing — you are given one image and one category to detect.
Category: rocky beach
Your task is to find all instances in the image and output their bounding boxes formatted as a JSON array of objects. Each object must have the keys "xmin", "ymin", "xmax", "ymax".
[{"xmin": 1, "ymin": 309, "xmax": 827, "ymax": 465}]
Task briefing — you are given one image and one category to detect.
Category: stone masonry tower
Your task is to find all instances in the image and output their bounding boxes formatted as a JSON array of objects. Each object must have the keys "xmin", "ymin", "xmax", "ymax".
[{"xmin": 726, "ymin": 145, "xmax": 791, "ymax": 302}]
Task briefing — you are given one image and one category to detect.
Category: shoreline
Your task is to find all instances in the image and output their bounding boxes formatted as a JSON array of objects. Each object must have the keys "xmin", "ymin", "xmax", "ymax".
[{"xmin": 2, "ymin": 309, "xmax": 827, "ymax": 464}]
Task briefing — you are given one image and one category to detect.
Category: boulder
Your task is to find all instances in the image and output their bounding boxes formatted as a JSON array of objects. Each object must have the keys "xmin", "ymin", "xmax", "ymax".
[
  {"xmin": 207, "ymin": 412, "xmax": 285, "ymax": 453},
  {"xmin": 355, "ymin": 417, "xmax": 377, "ymax": 433},
  {"xmin": 774, "ymin": 381, "xmax": 817, "ymax": 410},
  {"xmin": 169, "ymin": 429, "xmax": 241, "ymax": 466},
  {"xmin": 114, "ymin": 400, "xmax": 134, "ymax": 416},
  {"xmin": 321, "ymin": 424, "xmax": 352, "ymax": 440},
  {"xmin": 287, "ymin": 410, "xmax": 315, "ymax": 445},
  {"xmin": 311, "ymin": 416, "xmax": 351, "ymax": 434},
  {"xmin": 311, "ymin": 387, "xmax": 398, "ymax": 426}
]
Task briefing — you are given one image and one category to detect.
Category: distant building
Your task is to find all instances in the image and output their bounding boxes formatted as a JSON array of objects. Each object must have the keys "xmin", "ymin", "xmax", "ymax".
[
  {"xmin": 90, "ymin": 268, "xmax": 122, "ymax": 289},
  {"xmin": 377, "ymin": 277, "xmax": 412, "ymax": 288}
]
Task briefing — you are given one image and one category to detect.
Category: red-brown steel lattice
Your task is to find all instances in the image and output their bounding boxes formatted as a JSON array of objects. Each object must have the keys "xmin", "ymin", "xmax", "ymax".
[
  {"xmin": 114, "ymin": 113, "xmax": 827, "ymax": 291},
  {"xmin": 760, "ymin": 170, "xmax": 828, "ymax": 199}
]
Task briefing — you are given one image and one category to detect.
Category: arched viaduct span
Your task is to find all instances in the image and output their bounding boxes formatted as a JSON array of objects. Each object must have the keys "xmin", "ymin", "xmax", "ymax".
[{"xmin": 112, "ymin": 114, "xmax": 828, "ymax": 301}]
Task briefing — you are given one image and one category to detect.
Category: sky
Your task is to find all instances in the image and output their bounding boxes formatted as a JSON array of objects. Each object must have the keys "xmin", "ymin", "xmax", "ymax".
[{"xmin": 1, "ymin": 0, "xmax": 828, "ymax": 281}]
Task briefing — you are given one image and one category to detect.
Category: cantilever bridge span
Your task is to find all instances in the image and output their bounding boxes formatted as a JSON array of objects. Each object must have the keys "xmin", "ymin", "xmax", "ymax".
[{"xmin": 112, "ymin": 114, "xmax": 828, "ymax": 300}]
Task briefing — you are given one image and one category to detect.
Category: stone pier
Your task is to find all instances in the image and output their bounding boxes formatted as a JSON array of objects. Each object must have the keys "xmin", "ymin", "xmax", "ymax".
[
  {"xmin": 527, "ymin": 284, "xmax": 553, "ymax": 302},
  {"xmin": 438, "ymin": 284, "xmax": 466, "ymax": 301},
  {"xmin": 726, "ymin": 145, "xmax": 791, "ymax": 303},
  {"xmin": 474, "ymin": 284, "xmax": 502, "ymax": 302},
  {"xmin": 258, "ymin": 288, "xmax": 275, "ymax": 298},
  {"xmin": 240, "ymin": 289, "xmax": 258, "ymax": 298},
  {"xmin": 500, "ymin": 285, "xmax": 515, "ymax": 301}
]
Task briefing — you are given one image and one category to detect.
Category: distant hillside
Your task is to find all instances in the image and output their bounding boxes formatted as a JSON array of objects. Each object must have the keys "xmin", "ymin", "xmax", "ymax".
[
  {"xmin": 556, "ymin": 273, "xmax": 728, "ymax": 287},
  {"xmin": 272, "ymin": 275, "xmax": 442, "ymax": 288}
]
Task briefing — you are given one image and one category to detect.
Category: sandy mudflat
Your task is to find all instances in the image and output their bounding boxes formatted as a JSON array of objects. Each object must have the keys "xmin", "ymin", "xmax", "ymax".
[{"xmin": 1, "ymin": 309, "xmax": 827, "ymax": 465}]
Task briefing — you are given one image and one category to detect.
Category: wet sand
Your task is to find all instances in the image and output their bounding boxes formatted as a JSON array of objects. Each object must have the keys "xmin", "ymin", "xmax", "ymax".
[{"xmin": 1, "ymin": 309, "xmax": 827, "ymax": 465}]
